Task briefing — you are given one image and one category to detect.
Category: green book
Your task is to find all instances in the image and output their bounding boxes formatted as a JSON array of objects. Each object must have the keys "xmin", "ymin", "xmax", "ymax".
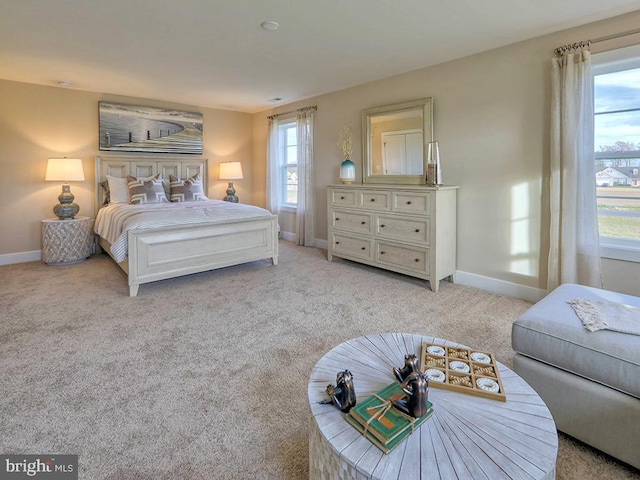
[
  {"xmin": 346, "ymin": 404, "xmax": 433, "ymax": 454},
  {"xmin": 347, "ymin": 382, "xmax": 433, "ymax": 447}
]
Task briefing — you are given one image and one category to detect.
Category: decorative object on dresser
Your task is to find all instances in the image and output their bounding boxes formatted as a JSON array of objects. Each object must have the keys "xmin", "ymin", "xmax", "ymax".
[
  {"xmin": 426, "ymin": 140, "xmax": 442, "ymax": 186},
  {"xmin": 45, "ymin": 157, "xmax": 85, "ymax": 220},
  {"xmin": 42, "ymin": 216, "xmax": 93, "ymax": 265},
  {"xmin": 337, "ymin": 124, "xmax": 356, "ymax": 183},
  {"xmin": 327, "ymin": 183, "xmax": 458, "ymax": 292},
  {"xmin": 219, "ymin": 161, "xmax": 243, "ymax": 203}
]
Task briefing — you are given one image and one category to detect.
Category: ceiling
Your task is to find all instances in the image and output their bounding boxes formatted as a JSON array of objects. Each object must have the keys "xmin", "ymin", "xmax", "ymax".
[{"xmin": 2, "ymin": 1, "xmax": 640, "ymax": 113}]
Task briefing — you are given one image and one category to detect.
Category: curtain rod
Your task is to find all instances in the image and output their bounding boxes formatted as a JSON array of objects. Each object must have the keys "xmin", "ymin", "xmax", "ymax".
[
  {"xmin": 554, "ymin": 27, "xmax": 640, "ymax": 57},
  {"xmin": 267, "ymin": 105, "xmax": 317, "ymax": 120}
]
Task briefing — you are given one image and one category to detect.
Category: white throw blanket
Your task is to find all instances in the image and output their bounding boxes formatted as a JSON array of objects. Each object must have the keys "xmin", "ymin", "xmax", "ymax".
[{"xmin": 568, "ymin": 299, "xmax": 640, "ymax": 335}]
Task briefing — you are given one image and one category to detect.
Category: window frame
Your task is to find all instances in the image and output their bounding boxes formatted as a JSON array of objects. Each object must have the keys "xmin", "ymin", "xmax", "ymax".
[{"xmin": 592, "ymin": 45, "xmax": 640, "ymax": 263}]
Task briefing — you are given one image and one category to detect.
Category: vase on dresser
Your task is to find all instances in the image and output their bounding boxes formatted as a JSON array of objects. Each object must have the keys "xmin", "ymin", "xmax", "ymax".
[{"xmin": 339, "ymin": 158, "xmax": 356, "ymax": 184}]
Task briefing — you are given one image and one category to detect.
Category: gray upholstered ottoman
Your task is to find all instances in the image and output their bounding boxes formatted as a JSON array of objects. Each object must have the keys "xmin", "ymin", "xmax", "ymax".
[{"xmin": 512, "ymin": 283, "xmax": 640, "ymax": 469}]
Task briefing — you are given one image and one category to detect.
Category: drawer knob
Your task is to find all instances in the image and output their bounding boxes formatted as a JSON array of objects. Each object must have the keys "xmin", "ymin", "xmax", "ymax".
[
  {"xmin": 340, "ymin": 196, "xmax": 345, "ymax": 200},
  {"xmin": 370, "ymin": 198, "xmax": 375, "ymax": 202},
  {"xmin": 361, "ymin": 221, "xmax": 366, "ymax": 225},
  {"xmin": 415, "ymin": 258, "xmax": 420, "ymax": 263},
  {"xmin": 380, "ymin": 251, "xmax": 385, "ymax": 255},
  {"xmin": 361, "ymin": 247, "xmax": 366, "ymax": 250},
  {"xmin": 415, "ymin": 229, "xmax": 420, "ymax": 233},
  {"xmin": 336, "ymin": 217, "xmax": 340, "ymax": 221},
  {"xmin": 335, "ymin": 241, "xmax": 340, "ymax": 245},
  {"xmin": 407, "ymin": 201, "xmax": 412, "ymax": 205},
  {"xmin": 380, "ymin": 224, "xmax": 386, "ymax": 228}
]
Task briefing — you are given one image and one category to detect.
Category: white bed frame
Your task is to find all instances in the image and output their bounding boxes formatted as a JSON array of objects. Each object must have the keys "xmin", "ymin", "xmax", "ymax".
[{"xmin": 95, "ymin": 156, "xmax": 278, "ymax": 297}]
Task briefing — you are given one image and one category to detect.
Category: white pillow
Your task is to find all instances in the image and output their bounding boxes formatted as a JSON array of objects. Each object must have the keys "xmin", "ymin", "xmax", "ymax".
[{"xmin": 106, "ymin": 175, "xmax": 130, "ymax": 204}]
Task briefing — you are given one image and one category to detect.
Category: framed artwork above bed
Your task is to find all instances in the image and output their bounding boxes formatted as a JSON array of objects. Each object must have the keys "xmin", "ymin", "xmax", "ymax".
[{"xmin": 99, "ymin": 102, "xmax": 203, "ymax": 154}]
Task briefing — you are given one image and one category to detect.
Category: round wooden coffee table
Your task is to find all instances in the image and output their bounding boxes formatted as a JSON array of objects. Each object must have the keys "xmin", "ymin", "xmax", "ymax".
[{"xmin": 308, "ymin": 333, "xmax": 558, "ymax": 479}]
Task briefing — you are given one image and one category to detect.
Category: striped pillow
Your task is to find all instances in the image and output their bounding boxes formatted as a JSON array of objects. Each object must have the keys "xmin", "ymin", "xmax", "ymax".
[
  {"xmin": 169, "ymin": 174, "xmax": 208, "ymax": 202},
  {"xmin": 126, "ymin": 174, "xmax": 168, "ymax": 204}
]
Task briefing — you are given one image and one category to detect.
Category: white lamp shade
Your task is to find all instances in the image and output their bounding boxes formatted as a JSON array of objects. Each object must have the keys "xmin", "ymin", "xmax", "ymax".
[
  {"xmin": 219, "ymin": 162, "xmax": 243, "ymax": 180},
  {"xmin": 45, "ymin": 158, "xmax": 85, "ymax": 182}
]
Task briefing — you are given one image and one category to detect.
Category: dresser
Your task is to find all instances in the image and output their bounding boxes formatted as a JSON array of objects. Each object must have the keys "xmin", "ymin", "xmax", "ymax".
[{"xmin": 327, "ymin": 184, "xmax": 458, "ymax": 291}]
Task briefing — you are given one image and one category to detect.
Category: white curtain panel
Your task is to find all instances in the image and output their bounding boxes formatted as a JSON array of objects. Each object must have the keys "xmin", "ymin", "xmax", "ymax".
[
  {"xmin": 548, "ymin": 48, "xmax": 603, "ymax": 291},
  {"xmin": 296, "ymin": 109, "xmax": 314, "ymax": 246},
  {"xmin": 266, "ymin": 116, "xmax": 281, "ymax": 216}
]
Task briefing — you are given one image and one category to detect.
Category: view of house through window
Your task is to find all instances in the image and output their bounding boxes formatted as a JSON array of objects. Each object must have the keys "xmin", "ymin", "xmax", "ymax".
[
  {"xmin": 593, "ymin": 62, "xmax": 640, "ymax": 245},
  {"xmin": 279, "ymin": 120, "xmax": 298, "ymax": 207}
]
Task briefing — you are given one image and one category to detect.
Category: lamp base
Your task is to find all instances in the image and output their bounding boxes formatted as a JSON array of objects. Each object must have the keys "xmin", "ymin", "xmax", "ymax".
[
  {"xmin": 53, "ymin": 184, "xmax": 80, "ymax": 219},
  {"xmin": 223, "ymin": 181, "xmax": 239, "ymax": 203}
]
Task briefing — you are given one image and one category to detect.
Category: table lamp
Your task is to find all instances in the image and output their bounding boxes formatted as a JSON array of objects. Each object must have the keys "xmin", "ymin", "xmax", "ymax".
[
  {"xmin": 45, "ymin": 157, "xmax": 85, "ymax": 219},
  {"xmin": 219, "ymin": 161, "xmax": 243, "ymax": 203}
]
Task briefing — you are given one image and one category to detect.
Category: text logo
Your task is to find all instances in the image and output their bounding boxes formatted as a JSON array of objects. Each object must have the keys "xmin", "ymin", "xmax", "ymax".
[{"xmin": 0, "ymin": 456, "xmax": 77, "ymax": 480}]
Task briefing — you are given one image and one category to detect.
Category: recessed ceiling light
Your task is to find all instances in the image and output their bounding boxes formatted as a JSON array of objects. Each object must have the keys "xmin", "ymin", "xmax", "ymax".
[
  {"xmin": 57, "ymin": 81, "xmax": 71, "ymax": 87},
  {"xmin": 268, "ymin": 97, "xmax": 283, "ymax": 103},
  {"xmin": 261, "ymin": 21, "xmax": 279, "ymax": 31}
]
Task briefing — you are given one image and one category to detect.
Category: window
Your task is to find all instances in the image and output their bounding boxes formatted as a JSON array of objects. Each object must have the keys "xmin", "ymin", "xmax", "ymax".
[
  {"xmin": 593, "ymin": 46, "xmax": 640, "ymax": 261},
  {"xmin": 278, "ymin": 120, "xmax": 298, "ymax": 208}
]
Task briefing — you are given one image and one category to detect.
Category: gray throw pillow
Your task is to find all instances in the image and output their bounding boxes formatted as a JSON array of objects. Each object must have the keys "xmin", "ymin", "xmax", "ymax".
[
  {"xmin": 169, "ymin": 174, "xmax": 208, "ymax": 202},
  {"xmin": 126, "ymin": 174, "xmax": 168, "ymax": 204}
]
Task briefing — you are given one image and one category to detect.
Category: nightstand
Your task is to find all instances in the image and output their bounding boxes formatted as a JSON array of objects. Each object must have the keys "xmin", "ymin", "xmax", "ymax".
[{"xmin": 42, "ymin": 216, "xmax": 94, "ymax": 265}]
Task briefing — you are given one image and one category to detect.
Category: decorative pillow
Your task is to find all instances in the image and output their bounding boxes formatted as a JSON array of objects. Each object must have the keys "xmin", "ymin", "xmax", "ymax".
[
  {"xmin": 169, "ymin": 174, "xmax": 208, "ymax": 202},
  {"xmin": 126, "ymin": 174, "xmax": 168, "ymax": 204},
  {"xmin": 106, "ymin": 175, "xmax": 130, "ymax": 204}
]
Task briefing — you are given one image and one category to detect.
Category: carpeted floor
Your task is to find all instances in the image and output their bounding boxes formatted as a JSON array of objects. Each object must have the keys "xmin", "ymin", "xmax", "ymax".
[{"xmin": 0, "ymin": 240, "xmax": 638, "ymax": 479}]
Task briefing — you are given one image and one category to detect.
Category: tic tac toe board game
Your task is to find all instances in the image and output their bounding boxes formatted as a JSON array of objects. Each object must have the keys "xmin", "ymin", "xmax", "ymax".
[{"xmin": 420, "ymin": 343, "xmax": 506, "ymax": 402}]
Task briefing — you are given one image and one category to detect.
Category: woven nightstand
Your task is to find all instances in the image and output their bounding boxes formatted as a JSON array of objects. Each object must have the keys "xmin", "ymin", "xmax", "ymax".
[{"xmin": 42, "ymin": 216, "xmax": 94, "ymax": 265}]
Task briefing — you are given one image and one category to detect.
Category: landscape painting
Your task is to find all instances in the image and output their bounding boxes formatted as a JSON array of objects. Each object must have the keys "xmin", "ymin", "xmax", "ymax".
[{"xmin": 99, "ymin": 102, "xmax": 203, "ymax": 154}]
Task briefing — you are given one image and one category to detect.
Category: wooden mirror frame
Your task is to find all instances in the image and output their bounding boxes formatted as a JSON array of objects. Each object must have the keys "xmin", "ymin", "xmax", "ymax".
[{"xmin": 362, "ymin": 98, "xmax": 433, "ymax": 184}]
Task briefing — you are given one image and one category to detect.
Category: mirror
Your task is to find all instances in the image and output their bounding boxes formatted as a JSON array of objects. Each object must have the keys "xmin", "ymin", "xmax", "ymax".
[{"xmin": 362, "ymin": 98, "xmax": 433, "ymax": 184}]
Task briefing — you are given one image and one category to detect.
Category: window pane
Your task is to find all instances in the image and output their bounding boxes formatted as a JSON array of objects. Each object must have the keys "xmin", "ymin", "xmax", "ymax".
[
  {"xmin": 286, "ymin": 166, "xmax": 298, "ymax": 204},
  {"xmin": 597, "ymin": 186, "xmax": 640, "ymax": 240},
  {"xmin": 594, "ymin": 66, "xmax": 640, "ymax": 244},
  {"xmin": 594, "ymin": 68, "xmax": 640, "ymax": 113},
  {"xmin": 286, "ymin": 126, "xmax": 297, "ymax": 146},
  {"xmin": 595, "ymin": 110, "xmax": 640, "ymax": 151},
  {"xmin": 286, "ymin": 146, "xmax": 297, "ymax": 164}
]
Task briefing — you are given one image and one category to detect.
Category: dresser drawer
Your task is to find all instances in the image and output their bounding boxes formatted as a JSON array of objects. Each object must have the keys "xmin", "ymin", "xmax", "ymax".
[
  {"xmin": 331, "ymin": 209, "xmax": 373, "ymax": 234},
  {"xmin": 375, "ymin": 214, "xmax": 430, "ymax": 244},
  {"xmin": 330, "ymin": 189, "xmax": 357, "ymax": 207},
  {"xmin": 392, "ymin": 191, "xmax": 430, "ymax": 215},
  {"xmin": 375, "ymin": 241, "xmax": 429, "ymax": 274},
  {"xmin": 358, "ymin": 190, "xmax": 390, "ymax": 211},
  {"xmin": 331, "ymin": 233, "xmax": 372, "ymax": 260}
]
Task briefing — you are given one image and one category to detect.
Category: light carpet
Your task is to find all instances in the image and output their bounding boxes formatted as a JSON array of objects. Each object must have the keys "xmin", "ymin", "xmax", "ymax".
[{"xmin": 0, "ymin": 241, "xmax": 638, "ymax": 479}]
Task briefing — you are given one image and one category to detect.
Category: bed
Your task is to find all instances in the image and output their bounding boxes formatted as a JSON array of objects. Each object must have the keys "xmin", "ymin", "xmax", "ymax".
[{"xmin": 94, "ymin": 156, "xmax": 278, "ymax": 296}]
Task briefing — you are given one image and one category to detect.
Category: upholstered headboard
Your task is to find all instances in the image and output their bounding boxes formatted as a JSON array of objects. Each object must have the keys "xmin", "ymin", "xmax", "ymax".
[{"xmin": 95, "ymin": 155, "xmax": 208, "ymax": 211}]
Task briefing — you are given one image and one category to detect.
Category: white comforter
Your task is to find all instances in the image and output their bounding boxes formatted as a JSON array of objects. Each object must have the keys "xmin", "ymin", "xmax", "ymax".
[{"xmin": 94, "ymin": 200, "xmax": 275, "ymax": 263}]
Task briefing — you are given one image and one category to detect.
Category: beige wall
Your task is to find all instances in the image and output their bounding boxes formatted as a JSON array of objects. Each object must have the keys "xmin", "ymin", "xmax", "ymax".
[
  {"xmin": 253, "ymin": 10, "xmax": 640, "ymax": 297},
  {"xmin": 0, "ymin": 80, "xmax": 253, "ymax": 256}
]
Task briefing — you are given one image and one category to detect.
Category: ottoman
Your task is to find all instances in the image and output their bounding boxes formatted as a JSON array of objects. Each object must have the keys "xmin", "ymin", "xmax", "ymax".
[{"xmin": 512, "ymin": 283, "xmax": 640, "ymax": 469}]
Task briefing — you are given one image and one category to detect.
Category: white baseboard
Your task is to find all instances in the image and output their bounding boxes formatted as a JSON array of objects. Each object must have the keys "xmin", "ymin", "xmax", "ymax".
[
  {"xmin": 0, "ymin": 250, "xmax": 41, "ymax": 266},
  {"xmin": 281, "ymin": 231, "xmax": 296, "ymax": 242},
  {"xmin": 454, "ymin": 270, "xmax": 546, "ymax": 303},
  {"xmin": 314, "ymin": 239, "xmax": 328, "ymax": 250},
  {"xmin": 302, "ymin": 239, "xmax": 544, "ymax": 302}
]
